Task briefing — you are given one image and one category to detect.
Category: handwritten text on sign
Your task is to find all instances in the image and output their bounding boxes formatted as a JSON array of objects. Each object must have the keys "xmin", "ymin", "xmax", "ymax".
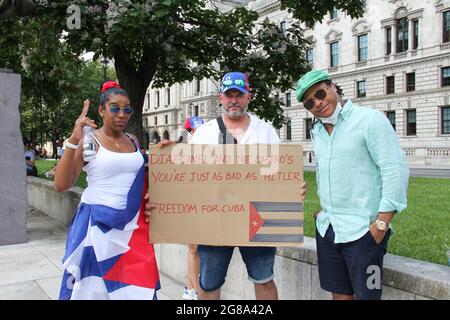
[{"xmin": 148, "ymin": 144, "xmax": 304, "ymax": 247}]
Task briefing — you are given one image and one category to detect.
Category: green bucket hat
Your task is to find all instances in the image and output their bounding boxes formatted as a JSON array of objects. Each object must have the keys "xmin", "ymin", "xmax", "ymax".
[{"xmin": 295, "ymin": 70, "xmax": 330, "ymax": 102}]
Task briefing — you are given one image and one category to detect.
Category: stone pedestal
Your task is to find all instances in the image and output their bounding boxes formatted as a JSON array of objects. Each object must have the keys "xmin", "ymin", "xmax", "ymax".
[{"xmin": 0, "ymin": 70, "xmax": 27, "ymax": 245}]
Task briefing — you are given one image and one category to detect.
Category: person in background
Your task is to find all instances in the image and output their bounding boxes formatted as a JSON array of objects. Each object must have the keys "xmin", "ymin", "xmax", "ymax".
[
  {"xmin": 56, "ymin": 143, "xmax": 64, "ymax": 160},
  {"xmin": 25, "ymin": 142, "xmax": 38, "ymax": 176},
  {"xmin": 45, "ymin": 163, "xmax": 57, "ymax": 179},
  {"xmin": 180, "ymin": 116, "xmax": 204, "ymax": 300}
]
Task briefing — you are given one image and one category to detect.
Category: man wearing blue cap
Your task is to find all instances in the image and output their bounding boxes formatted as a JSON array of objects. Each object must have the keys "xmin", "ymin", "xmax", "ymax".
[
  {"xmin": 296, "ymin": 70, "xmax": 409, "ymax": 300},
  {"xmin": 191, "ymin": 72, "xmax": 281, "ymax": 145},
  {"xmin": 146, "ymin": 71, "xmax": 307, "ymax": 299},
  {"xmin": 190, "ymin": 72, "xmax": 282, "ymax": 300}
]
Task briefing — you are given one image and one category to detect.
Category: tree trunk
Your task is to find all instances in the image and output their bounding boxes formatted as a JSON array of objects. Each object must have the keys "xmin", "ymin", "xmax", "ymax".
[{"xmin": 114, "ymin": 48, "xmax": 157, "ymax": 148}]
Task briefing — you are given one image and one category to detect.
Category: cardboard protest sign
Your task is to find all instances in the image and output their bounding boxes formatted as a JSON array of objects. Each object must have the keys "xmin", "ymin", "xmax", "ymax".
[{"xmin": 148, "ymin": 144, "xmax": 304, "ymax": 247}]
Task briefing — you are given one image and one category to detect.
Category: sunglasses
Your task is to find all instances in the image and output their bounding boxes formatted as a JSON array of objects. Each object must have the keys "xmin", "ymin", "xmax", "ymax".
[
  {"xmin": 108, "ymin": 105, "xmax": 134, "ymax": 115},
  {"xmin": 303, "ymin": 87, "xmax": 330, "ymax": 110},
  {"xmin": 222, "ymin": 79, "xmax": 246, "ymax": 86}
]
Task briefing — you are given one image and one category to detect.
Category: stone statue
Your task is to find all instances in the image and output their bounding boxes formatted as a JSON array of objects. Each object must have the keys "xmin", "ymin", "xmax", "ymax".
[
  {"xmin": 0, "ymin": 70, "xmax": 27, "ymax": 245},
  {"xmin": 0, "ymin": 1, "xmax": 35, "ymax": 245}
]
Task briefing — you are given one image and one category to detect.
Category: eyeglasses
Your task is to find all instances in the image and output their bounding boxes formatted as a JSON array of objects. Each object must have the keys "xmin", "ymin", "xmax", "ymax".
[
  {"xmin": 303, "ymin": 87, "xmax": 330, "ymax": 110},
  {"xmin": 108, "ymin": 105, "xmax": 134, "ymax": 116}
]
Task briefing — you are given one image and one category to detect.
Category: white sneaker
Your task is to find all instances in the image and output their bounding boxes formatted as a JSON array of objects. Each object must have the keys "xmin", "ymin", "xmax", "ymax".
[{"xmin": 182, "ymin": 287, "xmax": 198, "ymax": 300}]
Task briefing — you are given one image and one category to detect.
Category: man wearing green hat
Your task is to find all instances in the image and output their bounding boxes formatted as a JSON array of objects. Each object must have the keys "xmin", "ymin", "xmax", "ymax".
[{"xmin": 296, "ymin": 70, "xmax": 409, "ymax": 300}]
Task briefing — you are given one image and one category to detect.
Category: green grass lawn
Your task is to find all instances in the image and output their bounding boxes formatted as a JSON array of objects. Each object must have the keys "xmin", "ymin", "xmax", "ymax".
[
  {"xmin": 35, "ymin": 160, "xmax": 449, "ymax": 265},
  {"xmin": 303, "ymin": 172, "xmax": 450, "ymax": 266},
  {"xmin": 36, "ymin": 159, "xmax": 87, "ymax": 189}
]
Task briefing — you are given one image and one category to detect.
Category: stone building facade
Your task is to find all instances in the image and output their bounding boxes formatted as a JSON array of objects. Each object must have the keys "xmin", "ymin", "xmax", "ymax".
[{"xmin": 143, "ymin": 0, "xmax": 450, "ymax": 167}]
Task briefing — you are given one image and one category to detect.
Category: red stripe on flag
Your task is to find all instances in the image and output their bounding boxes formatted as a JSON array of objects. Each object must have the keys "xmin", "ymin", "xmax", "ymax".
[
  {"xmin": 103, "ymin": 171, "xmax": 160, "ymax": 289},
  {"xmin": 249, "ymin": 203, "xmax": 264, "ymax": 241}
]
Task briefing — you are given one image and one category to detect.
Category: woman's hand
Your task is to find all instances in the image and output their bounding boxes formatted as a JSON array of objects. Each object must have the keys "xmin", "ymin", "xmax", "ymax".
[
  {"xmin": 144, "ymin": 192, "xmax": 157, "ymax": 223},
  {"xmin": 69, "ymin": 99, "xmax": 97, "ymax": 143},
  {"xmin": 157, "ymin": 139, "xmax": 175, "ymax": 149}
]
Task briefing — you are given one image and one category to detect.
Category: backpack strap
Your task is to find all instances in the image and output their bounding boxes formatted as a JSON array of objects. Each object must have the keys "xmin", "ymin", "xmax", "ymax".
[{"xmin": 216, "ymin": 116, "xmax": 237, "ymax": 144}]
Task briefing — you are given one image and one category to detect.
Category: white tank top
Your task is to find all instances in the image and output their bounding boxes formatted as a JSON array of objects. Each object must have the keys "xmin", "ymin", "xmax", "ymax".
[{"xmin": 80, "ymin": 134, "xmax": 144, "ymax": 210}]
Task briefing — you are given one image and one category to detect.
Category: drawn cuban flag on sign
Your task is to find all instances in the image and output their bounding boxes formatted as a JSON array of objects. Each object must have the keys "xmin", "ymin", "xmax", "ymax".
[{"xmin": 249, "ymin": 202, "xmax": 303, "ymax": 243}]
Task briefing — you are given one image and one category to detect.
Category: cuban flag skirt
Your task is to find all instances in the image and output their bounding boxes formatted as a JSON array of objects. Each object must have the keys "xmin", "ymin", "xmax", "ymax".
[{"xmin": 59, "ymin": 165, "xmax": 160, "ymax": 300}]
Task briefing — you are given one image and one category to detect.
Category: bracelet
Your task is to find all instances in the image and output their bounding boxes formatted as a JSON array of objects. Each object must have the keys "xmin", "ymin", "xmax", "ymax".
[{"xmin": 65, "ymin": 141, "xmax": 79, "ymax": 150}]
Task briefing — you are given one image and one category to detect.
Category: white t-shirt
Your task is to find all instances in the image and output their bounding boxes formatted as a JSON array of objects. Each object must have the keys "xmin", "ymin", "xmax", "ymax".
[{"xmin": 190, "ymin": 113, "xmax": 280, "ymax": 145}]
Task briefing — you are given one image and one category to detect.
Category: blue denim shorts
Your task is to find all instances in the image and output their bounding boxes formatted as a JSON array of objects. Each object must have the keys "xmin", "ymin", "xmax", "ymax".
[
  {"xmin": 316, "ymin": 225, "xmax": 391, "ymax": 300},
  {"xmin": 197, "ymin": 245, "xmax": 276, "ymax": 292}
]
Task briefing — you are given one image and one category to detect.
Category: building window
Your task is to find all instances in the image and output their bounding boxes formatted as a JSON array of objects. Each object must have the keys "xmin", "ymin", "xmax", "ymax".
[
  {"xmin": 306, "ymin": 48, "xmax": 314, "ymax": 67},
  {"xmin": 285, "ymin": 92, "xmax": 291, "ymax": 107},
  {"xmin": 196, "ymin": 79, "xmax": 201, "ymax": 93},
  {"xmin": 386, "ymin": 111, "xmax": 396, "ymax": 131},
  {"xmin": 330, "ymin": 41, "xmax": 339, "ymax": 67},
  {"xmin": 165, "ymin": 115, "xmax": 168, "ymax": 125},
  {"xmin": 358, "ymin": 34, "xmax": 368, "ymax": 62},
  {"xmin": 147, "ymin": 93, "xmax": 151, "ymax": 109},
  {"xmin": 412, "ymin": 20, "xmax": 419, "ymax": 50},
  {"xmin": 156, "ymin": 91, "xmax": 160, "ymax": 108},
  {"xmin": 406, "ymin": 72, "xmax": 415, "ymax": 92},
  {"xmin": 442, "ymin": 67, "xmax": 450, "ymax": 87},
  {"xmin": 396, "ymin": 17, "xmax": 408, "ymax": 53},
  {"xmin": 386, "ymin": 27, "xmax": 392, "ymax": 55},
  {"xmin": 286, "ymin": 119, "xmax": 292, "ymax": 141},
  {"xmin": 145, "ymin": 118, "xmax": 148, "ymax": 127},
  {"xmin": 195, "ymin": 105, "xmax": 199, "ymax": 117},
  {"xmin": 154, "ymin": 116, "xmax": 158, "ymax": 126},
  {"xmin": 386, "ymin": 76, "xmax": 395, "ymax": 94},
  {"xmin": 305, "ymin": 118, "xmax": 312, "ymax": 140},
  {"xmin": 442, "ymin": 107, "xmax": 450, "ymax": 134},
  {"xmin": 357, "ymin": 80, "xmax": 366, "ymax": 98},
  {"xmin": 330, "ymin": 7, "xmax": 338, "ymax": 20},
  {"xmin": 443, "ymin": 11, "xmax": 450, "ymax": 43},
  {"xmin": 166, "ymin": 88, "xmax": 170, "ymax": 106},
  {"xmin": 280, "ymin": 21, "xmax": 287, "ymax": 36},
  {"xmin": 406, "ymin": 109, "xmax": 416, "ymax": 136}
]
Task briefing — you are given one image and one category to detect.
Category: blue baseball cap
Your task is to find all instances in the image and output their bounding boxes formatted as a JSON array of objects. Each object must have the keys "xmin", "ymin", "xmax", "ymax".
[{"xmin": 220, "ymin": 72, "xmax": 250, "ymax": 94}]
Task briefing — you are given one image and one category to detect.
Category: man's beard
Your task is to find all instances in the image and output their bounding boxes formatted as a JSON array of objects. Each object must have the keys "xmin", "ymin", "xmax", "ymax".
[{"xmin": 222, "ymin": 104, "xmax": 248, "ymax": 119}]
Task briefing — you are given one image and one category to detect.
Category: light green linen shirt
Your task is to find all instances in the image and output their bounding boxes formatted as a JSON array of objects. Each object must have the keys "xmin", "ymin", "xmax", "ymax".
[{"xmin": 313, "ymin": 100, "xmax": 409, "ymax": 243}]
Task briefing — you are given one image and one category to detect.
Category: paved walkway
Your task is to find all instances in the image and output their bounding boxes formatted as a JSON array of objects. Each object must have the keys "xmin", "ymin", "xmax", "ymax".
[{"xmin": 0, "ymin": 207, "xmax": 184, "ymax": 300}]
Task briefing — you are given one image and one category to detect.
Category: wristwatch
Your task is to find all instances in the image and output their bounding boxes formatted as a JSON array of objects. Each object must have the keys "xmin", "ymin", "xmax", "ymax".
[{"xmin": 375, "ymin": 219, "xmax": 388, "ymax": 231}]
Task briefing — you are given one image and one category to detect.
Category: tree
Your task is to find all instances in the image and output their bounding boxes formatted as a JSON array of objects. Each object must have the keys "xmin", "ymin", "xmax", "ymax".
[
  {"xmin": 24, "ymin": 0, "xmax": 364, "ymax": 142},
  {"xmin": 0, "ymin": 14, "xmax": 116, "ymax": 156},
  {"xmin": 0, "ymin": 0, "xmax": 36, "ymax": 19}
]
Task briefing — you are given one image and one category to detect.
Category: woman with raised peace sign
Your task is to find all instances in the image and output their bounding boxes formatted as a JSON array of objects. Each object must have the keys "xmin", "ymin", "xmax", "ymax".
[{"xmin": 54, "ymin": 81, "xmax": 160, "ymax": 300}]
